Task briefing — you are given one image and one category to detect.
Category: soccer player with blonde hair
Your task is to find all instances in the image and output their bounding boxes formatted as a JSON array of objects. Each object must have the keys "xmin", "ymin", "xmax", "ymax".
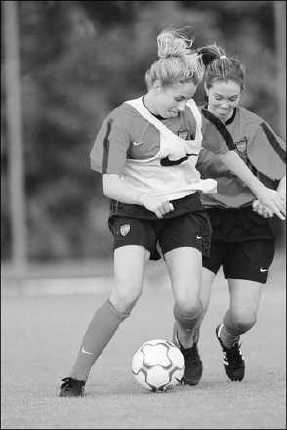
[{"xmin": 59, "ymin": 30, "xmax": 285, "ymax": 397}]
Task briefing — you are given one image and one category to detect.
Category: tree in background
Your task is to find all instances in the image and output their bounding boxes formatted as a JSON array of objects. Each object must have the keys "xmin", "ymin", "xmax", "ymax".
[{"xmin": 1, "ymin": 1, "xmax": 285, "ymax": 262}]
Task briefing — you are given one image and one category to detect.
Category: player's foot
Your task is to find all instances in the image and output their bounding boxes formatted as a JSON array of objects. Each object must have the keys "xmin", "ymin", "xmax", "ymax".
[
  {"xmin": 216, "ymin": 324, "xmax": 245, "ymax": 381},
  {"xmin": 59, "ymin": 377, "xmax": 86, "ymax": 397},
  {"xmin": 180, "ymin": 343, "xmax": 203, "ymax": 385}
]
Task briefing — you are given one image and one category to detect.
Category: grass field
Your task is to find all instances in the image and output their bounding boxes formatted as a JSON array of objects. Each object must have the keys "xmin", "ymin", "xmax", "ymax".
[{"xmin": 1, "ymin": 253, "xmax": 286, "ymax": 429}]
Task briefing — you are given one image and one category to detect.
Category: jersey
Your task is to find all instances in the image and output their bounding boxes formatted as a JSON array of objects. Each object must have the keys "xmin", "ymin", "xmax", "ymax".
[
  {"xmin": 90, "ymin": 97, "xmax": 230, "ymax": 201},
  {"xmin": 196, "ymin": 106, "xmax": 286, "ymax": 208}
]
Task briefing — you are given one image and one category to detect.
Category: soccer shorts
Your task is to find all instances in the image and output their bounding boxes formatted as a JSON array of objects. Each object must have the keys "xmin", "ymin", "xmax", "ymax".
[
  {"xmin": 202, "ymin": 206, "xmax": 275, "ymax": 283},
  {"xmin": 108, "ymin": 211, "xmax": 212, "ymax": 260}
]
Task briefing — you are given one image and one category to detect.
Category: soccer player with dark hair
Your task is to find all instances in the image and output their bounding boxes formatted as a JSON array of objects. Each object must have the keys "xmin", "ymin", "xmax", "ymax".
[
  {"xmin": 179, "ymin": 45, "xmax": 286, "ymax": 383},
  {"xmin": 59, "ymin": 31, "xmax": 285, "ymax": 397}
]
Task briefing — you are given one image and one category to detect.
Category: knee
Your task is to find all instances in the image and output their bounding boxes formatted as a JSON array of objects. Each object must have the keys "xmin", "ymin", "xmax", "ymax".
[
  {"xmin": 174, "ymin": 299, "xmax": 203, "ymax": 330},
  {"xmin": 201, "ymin": 300, "xmax": 209, "ymax": 316},
  {"xmin": 109, "ymin": 284, "xmax": 142, "ymax": 315},
  {"xmin": 176, "ymin": 295, "xmax": 203, "ymax": 316},
  {"xmin": 229, "ymin": 309, "xmax": 257, "ymax": 333}
]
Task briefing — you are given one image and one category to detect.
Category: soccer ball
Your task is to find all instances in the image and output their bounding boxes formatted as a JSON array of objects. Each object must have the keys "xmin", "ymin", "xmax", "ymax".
[{"xmin": 131, "ymin": 339, "xmax": 184, "ymax": 392}]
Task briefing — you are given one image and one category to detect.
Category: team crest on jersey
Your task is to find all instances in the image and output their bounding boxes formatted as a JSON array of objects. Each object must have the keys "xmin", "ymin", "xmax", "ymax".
[
  {"xmin": 235, "ymin": 137, "xmax": 248, "ymax": 159},
  {"xmin": 177, "ymin": 129, "xmax": 190, "ymax": 140},
  {"xmin": 120, "ymin": 224, "xmax": 130, "ymax": 236}
]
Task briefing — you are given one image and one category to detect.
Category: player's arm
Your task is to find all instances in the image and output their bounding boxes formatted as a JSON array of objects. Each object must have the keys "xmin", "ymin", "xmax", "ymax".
[
  {"xmin": 94, "ymin": 112, "xmax": 174, "ymax": 219},
  {"xmin": 218, "ymin": 151, "xmax": 286, "ymax": 220},
  {"xmin": 102, "ymin": 174, "xmax": 174, "ymax": 219},
  {"xmin": 253, "ymin": 175, "xmax": 286, "ymax": 218},
  {"xmin": 248, "ymin": 122, "xmax": 286, "ymax": 219},
  {"xmin": 277, "ymin": 175, "xmax": 286, "ymax": 202},
  {"xmin": 201, "ymin": 112, "xmax": 285, "ymax": 220}
]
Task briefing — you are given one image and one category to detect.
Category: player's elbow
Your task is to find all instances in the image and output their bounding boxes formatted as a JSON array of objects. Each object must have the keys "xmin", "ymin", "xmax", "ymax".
[{"xmin": 217, "ymin": 150, "xmax": 237, "ymax": 164}]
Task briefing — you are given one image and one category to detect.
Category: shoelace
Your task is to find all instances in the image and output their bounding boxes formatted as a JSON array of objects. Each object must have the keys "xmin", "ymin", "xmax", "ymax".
[
  {"xmin": 224, "ymin": 343, "xmax": 244, "ymax": 365},
  {"xmin": 61, "ymin": 377, "xmax": 85, "ymax": 389},
  {"xmin": 61, "ymin": 377, "xmax": 74, "ymax": 389}
]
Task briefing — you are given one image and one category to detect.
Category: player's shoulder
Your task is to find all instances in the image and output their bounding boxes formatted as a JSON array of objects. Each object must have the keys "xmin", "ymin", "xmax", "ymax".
[
  {"xmin": 182, "ymin": 99, "xmax": 202, "ymax": 126},
  {"xmin": 236, "ymin": 106, "xmax": 263, "ymax": 127},
  {"xmin": 185, "ymin": 99, "xmax": 201, "ymax": 115},
  {"xmin": 104, "ymin": 101, "xmax": 140, "ymax": 126}
]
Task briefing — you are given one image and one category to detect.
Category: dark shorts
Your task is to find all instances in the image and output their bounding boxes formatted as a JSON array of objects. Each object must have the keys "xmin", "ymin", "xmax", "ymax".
[
  {"xmin": 202, "ymin": 206, "xmax": 275, "ymax": 284},
  {"xmin": 108, "ymin": 194, "xmax": 212, "ymax": 260}
]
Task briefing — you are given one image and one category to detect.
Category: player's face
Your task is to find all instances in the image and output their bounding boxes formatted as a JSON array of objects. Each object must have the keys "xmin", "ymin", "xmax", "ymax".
[
  {"xmin": 155, "ymin": 82, "xmax": 197, "ymax": 118},
  {"xmin": 206, "ymin": 80, "xmax": 241, "ymax": 122}
]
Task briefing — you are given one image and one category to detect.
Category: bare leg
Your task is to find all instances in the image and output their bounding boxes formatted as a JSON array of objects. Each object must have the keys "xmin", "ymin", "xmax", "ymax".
[
  {"xmin": 165, "ymin": 247, "xmax": 202, "ymax": 348},
  {"xmin": 192, "ymin": 267, "xmax": 216, "ymax": 343},
  {"xmin": 216, "ymin": 279, "xmax": 263, "ymax": 382},
  {"xmin": 220, "ymin": 279, "xmax": 263, "ymax": 347}
]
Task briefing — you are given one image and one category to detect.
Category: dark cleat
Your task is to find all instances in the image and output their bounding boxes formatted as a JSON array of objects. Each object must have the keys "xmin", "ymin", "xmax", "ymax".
[
  {"xmin": 59, "ymin": 377, "xmax": 86, "ymax": 397},
  {"xmin": 216, "ymin": 324, "xmax": 245, "ymax": 382},
  {"xmin": 180, "ymin": 343, "xmax": 203, "ymax": 385}
]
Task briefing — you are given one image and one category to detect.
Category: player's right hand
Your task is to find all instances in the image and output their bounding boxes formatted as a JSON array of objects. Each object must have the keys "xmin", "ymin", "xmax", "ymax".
[
  {"xmin": 139, "ymin": 194, "xmax": 174, "ymax": 218},
  {"xmin": 252, "ymin": 200, "xmax": 274, "ymax": 218}
]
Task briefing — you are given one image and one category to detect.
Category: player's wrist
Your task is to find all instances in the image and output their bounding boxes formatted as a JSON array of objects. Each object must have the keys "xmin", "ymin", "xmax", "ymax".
[{"xmin": 253, "ymin": 182, "xmax": 268, "ymax": 200}]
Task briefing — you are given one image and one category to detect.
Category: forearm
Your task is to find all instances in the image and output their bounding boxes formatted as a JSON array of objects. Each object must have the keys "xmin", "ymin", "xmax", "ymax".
[
  {"xmin": 219, "ymin": 151, "xmax": 266, "ymax": 198},
  {"xmin": 102, "ymin": 174, "xmax": 142, "ymax": 205},
  {"xmin": 220, "ymin": 151, "xmax": 285, "ymax": 220},
  {"xmin": 277, "ymin": 176, "xmax": 286, "ymax": 198},
  {"xmin": 102, "ymin": 173, "xmax": 175, "ymax": 218}
]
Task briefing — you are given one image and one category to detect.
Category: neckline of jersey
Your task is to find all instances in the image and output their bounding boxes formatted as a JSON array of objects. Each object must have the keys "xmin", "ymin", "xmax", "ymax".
[
  {"xmin": 142, "ymin": 96, "xmax": 174, "ymax": 121},
  {"xmin": 203, "ymin": 105, "xmax": 237, "ymax": 125}
]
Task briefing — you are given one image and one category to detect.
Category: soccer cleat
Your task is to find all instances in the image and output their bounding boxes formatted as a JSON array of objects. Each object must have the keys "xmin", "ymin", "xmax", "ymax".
[
  {"xmin": 216, "ymin": 324, "xmax": 245, "ymax": 382},
  {"xmin": 59, "ymin": 377, "xmax": 86, "ymax": 397},
  {"xmin": 180, "ymin": 343, "xmax": 203, "ymax": 385}
]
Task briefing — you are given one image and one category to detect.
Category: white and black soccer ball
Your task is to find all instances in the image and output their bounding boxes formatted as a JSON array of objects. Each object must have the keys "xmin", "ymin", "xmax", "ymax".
[{"xmin": 131, "ymin": 339, "xmax": 184, "ymax": 392}]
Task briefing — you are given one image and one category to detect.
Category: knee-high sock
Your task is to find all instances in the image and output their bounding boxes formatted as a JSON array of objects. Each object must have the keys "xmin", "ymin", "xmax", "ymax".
[
  {"xmin": 221, "ymin": 309, "xmax": 256, "ymax": 348},
  {"xmin": 173, "ymin": 303, "xmax": 202, "ymax": 348},
  {"xmin": 70, "ymin": 300, "xmax": 129, "ymax": 381},
  {"xmin": 221, "ymin": 311, "xmax": 241, "ymax": 348}
]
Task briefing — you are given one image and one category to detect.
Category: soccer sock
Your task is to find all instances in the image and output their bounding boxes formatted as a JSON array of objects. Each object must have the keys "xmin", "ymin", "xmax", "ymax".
[
  {"xmin": 173, "ymin": 304, "xmax": 202, "ymax": 348},
  {"xmin": 219, "ymin": 311, "xmax": 240, "ymax": 348},
  {"xmin": 70, "ymin": 299, "xmax": 130, "ymax": 381},
  {"xmin": 218, "ymin": 324, "xmax": 239, "ymax": 349},
  {"xmin": 191, "ymin": 325, "xmax": 200, "ymax": 345}
]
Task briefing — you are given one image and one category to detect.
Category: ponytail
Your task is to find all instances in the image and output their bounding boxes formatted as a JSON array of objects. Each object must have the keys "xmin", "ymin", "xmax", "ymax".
[{"xmin": 197, "ymin": 44, "xmax": 245, "ymax": 90}]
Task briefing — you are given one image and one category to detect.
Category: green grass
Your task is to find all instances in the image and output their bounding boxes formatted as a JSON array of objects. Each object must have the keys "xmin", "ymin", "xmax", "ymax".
[{"xmin": 1, "ymin": 255, "xmax": 286, "ymax": 429}]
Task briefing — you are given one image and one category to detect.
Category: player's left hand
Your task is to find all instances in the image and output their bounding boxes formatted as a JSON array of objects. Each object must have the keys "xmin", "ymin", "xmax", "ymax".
[{"xmin": 252, "ymin": 200, "xmax": 274, "ymax": 218}]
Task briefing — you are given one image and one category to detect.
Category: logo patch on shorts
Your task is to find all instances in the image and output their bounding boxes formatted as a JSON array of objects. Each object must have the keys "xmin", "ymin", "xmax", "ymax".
[{"xmin": 120, "ymin": 224, "xmax": 130, "ymax": 236}]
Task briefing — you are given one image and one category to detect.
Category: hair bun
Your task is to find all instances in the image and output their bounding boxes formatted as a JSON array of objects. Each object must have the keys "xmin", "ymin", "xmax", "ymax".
[{"xmin": 157, "ymin": 30, "xmax": 191, "ymax": 59}]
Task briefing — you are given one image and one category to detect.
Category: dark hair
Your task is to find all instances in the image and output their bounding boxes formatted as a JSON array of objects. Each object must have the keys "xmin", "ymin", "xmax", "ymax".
[{"xmin": 197, "ymin": 44, "xmax": 246, "ymax": 90}]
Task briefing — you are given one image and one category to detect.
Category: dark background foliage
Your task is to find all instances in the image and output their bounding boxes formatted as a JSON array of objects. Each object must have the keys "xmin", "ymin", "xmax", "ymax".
[{"xmin": 1, "ymin": 1, "xmax": 285, "ymax": 262}]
